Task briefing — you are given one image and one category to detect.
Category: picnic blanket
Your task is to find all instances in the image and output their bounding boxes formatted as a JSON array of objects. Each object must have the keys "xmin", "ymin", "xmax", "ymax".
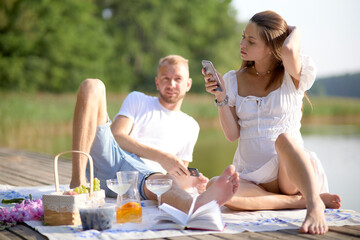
[{"xmin": 1, "ymin": 184, "xmax": 360, "ymax": 240}]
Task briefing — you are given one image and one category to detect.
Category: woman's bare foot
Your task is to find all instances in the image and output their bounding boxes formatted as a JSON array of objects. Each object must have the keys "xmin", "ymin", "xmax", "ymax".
[
  {"xmin": 299, "ymin": 197, "xmax": 328, "ymax": 234},
  {"xmin": 194, "ymin": 165, "xmax": 239, "ymax": 211},
  {"xmin": 320, "ymin": 193, "xmax": 341, "ymax": 209},
  {"xmin": 194, "ymin": 173, "xmax": 209, "ymax": 194},
  {"xmin": 174, "ymin": 172, "xmax": 209, "ymax": 193}
]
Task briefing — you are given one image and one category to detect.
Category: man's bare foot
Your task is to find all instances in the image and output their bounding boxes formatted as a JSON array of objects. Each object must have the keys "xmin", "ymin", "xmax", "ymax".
[
  {"xmin": 320, "ymin": 193, "xmax": 341, "ymax": 209},
  {"xmin": 299, "ymin": 198, "xmax": 328, "ymax": 235},
  {"xmin": 194, "ymin": 165, "xmax": 239, "ymax": 211}
]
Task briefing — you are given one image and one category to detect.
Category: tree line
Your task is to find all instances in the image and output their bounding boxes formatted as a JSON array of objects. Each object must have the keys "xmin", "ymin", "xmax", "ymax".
[
  {"xmin": 310, "ymin": 73, "xmax": 360, "ymax": 98},
  {"xmin": 0, "ymin": 0, "xmax": 244, "ymax": 93}
]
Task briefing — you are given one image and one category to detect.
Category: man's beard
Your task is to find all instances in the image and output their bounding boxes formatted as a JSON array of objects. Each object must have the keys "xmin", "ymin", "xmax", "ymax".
[{"xmin": 159, "ymin": 91, "xmax": 185, "ymax": 104}]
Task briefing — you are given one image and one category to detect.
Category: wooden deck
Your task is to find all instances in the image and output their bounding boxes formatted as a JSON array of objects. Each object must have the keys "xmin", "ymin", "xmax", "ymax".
[{"xmin": 0, "ymin": 147, "xmax": 359, "ymax": 240}]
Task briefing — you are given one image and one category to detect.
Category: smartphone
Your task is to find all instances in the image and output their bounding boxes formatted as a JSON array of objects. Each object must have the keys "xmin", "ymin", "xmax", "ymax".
[
  {"xmin": 201, "ymin": 60, "xmax": 223, "ymax": 92},
  {"xmin": 188, "ymin": 167, "xmax": 200, "ymax": 177}
]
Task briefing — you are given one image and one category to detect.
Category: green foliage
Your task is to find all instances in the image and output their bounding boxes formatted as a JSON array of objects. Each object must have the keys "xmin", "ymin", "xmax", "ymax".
[
  {"xmin": 2, "ymin": 92, "xmax": 360, "ymax": 157},
  {"xmin": 0, "ymin": 0, "xmax": 243, "ymax": 93},
  {"xmin": 96, "ymin": 0, "xmax": 243, "ymax": 92},
  {"xmin": 309, "ymin": 73, "xmax": 360, "ymax": 98},
  {"xmin": 0, "ymin": 0, "xmax": 114, "ymax": 92},
  {"xmin": 2, "ymin": 92, "xmax": 360, "ymax": 177},
  {"xmin": 303, "ymin": 97, "xmax": 360, "ymax": 117}
]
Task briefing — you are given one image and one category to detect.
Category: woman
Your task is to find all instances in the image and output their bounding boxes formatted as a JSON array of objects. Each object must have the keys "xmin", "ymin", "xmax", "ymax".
[{"xmin": 203, "ymin": 11, "xmax": 341, "ymax": 235}]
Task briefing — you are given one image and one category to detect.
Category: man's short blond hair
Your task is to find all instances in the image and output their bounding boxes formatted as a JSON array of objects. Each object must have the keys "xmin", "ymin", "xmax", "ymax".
[{"xmin": 158, "ymin": 55, "xmax": 189, "ymax": 71}]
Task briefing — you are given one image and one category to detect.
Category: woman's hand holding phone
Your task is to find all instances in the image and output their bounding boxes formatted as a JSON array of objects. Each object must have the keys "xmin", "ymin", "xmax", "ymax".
[{"xmin": 201, "ymin": 60, "xmax": 227, "ymax": 102}]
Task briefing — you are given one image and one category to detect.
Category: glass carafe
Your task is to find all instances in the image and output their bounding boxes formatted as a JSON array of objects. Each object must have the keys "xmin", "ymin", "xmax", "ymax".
[{"xmin": 115, "ymin": 171, "xmax": 142, "ymax": 223}]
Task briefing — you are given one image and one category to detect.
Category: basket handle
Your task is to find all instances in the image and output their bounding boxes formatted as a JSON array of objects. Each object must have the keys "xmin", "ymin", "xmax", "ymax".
[{"xmin": 54, "ymin": 150, "xmax": 94, "ymax": 197}]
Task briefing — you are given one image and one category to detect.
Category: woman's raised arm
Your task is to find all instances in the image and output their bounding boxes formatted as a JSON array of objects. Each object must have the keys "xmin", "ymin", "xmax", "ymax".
[{"xmin": 281, "ymin": 26, "xmax": 302, "ymax": 87}]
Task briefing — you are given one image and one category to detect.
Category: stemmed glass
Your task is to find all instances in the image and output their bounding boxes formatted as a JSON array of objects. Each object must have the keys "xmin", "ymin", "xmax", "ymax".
[
  {"xmin": 106, "ymin": 179, "xmax": 132, "ymax": 197},
  {"xmin": 145, "ymin": 179, "xmax": 173, "ymax": 209}
]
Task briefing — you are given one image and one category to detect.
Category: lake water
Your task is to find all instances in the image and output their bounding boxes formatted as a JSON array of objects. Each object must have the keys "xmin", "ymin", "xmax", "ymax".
[
  {"xmin": 194, "ymin": 124, "xmax": 360, "ymax": 212},
  {"xmin": 303, "ymin": 133, "xmax": 360, "ymax": 212}
]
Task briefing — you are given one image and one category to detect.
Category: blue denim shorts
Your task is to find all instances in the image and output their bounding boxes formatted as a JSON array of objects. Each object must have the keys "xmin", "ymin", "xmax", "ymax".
[{"xmin": 87, "ymin": 119, "xmax": 157, "ymax": 200}]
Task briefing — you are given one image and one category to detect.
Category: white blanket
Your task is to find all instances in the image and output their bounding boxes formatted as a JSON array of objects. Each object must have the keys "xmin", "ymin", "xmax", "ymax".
[{"xmin": 1, "ymin": 184, "xmax": 360, "ymax": 240}]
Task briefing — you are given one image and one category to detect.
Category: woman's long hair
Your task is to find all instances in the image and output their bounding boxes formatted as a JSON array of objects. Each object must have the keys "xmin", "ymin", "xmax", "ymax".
[{"xmin": 241, "ymin": 10, "xmax": 289, "ymax": 90}]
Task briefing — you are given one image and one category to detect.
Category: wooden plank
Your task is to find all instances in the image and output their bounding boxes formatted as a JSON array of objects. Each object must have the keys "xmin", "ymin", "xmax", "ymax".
[
  {"xmin": 329, "ymin": 225, "xmax": 360, "ymax": 237},
  {"xmin": 0, "ymin": 147, "xmax": 54, "ymax": 160},
  {"xmin": 0, "ymin": 150, "xmax": 52, "ymax": 164},
  {"xmin": 0, "ymin": 162, "xmax": 52, "ymax": 182},
  {"xmin": 8, "ymin": 223, "xmax": 48, "ymax": 240},
  {"xmin": 1, "ymin": 148, "xmax": 360, "ymax": 240},
  {"xmin": 280, "ymin": 229, "xmax": 349, "ymax": 239},
  {"xmin": 211, "ymin": 232, "xmax": 264, "ymax": 240},
  {"xmin": 260, "ymin": 229, "xmax": 308, "ymax": 239},
  {"xmin": 0, "ymin": 147, "xmax": 72, "ymax": 171},
  {"xmin": 0, "ymin": 229, "xmax": 24, "ymax": 240},
  {"xmin": 0, "ymin": 156, "xmax": 72, "ymax": 174},
  {"xmin": 206, "ymin": 233, "xmax": 243, "ymax": 240},
  {"xmin": 342, "ymin": 225, "xmax": 360, "ymax": 231},
  {"xmin": 261, "ymin": 228, "xmax": 360, "ymax": 240},
  {"xmin": 212, "ymin": 231, "xmax": 277, "ymax": 239},
  {"xmin": 0, "ymin": 153, "xmax": 72, "ymax": 175},
  {"xmin": 191, "ymin": 234, "xmax": 223, "ymax": 240},
  {"xmin": 159, "ymin": 236, "xmax": 198, "ymax": 240},
  {"xmin": 0, "ymin": 160, "xmax": 71, "ymax": 185},
  {"xmin": 0, "ymin": 169, "xmax": 45, "ymax": 186},
  {"xmin": 281, "ymin": 229, "xmax": 322, "ymax": 239},
  {"xmin": 0, "ymin": 149, "xmax": 72, "ymax": 186}
]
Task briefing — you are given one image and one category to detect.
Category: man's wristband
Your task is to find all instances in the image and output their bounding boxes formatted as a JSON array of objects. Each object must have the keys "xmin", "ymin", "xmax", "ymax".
[{"xmin": 214, "ymin": 95, "xmax": 229, "ymax": 107}]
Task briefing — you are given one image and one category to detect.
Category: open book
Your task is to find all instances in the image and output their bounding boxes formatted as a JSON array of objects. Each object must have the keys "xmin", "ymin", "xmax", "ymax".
[{"xmin": 153, "ymin": 199, "xmax": 225, "ymax": 231}]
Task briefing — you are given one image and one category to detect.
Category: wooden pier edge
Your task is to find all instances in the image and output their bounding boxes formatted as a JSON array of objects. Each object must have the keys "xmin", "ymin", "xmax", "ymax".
[{"xmin": 0, "ymin": 147, "xmax": 359, "ymax": 239}]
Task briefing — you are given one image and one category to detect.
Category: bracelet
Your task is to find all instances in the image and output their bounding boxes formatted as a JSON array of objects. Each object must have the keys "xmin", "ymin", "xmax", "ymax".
[{"xmin": 214, "ymin": 95, "xmax": 228, "ymax": 107}]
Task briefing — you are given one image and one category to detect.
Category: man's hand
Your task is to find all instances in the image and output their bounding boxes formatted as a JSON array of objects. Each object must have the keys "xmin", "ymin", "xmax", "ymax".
[
  {"xmin": 112, "ymin": 115, "xmax": 192, "ymax": 177},
  {"xmin": 159, "ymin": 153, "xmax": 190, "ymax": 176}
]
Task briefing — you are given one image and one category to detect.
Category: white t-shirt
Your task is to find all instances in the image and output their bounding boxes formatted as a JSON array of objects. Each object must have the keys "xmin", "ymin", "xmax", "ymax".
[{"xmin": 113, "ymin": 91, "xmax": 200, "ymax": 174}]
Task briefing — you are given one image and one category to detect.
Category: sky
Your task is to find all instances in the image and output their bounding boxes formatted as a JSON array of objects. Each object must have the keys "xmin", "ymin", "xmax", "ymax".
[{"xmin": 231, "ymin": 0, "xmax": 360, "ymax": 78}]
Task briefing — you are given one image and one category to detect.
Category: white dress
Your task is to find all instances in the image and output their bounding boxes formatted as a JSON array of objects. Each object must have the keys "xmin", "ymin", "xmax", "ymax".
[{"xmin": 223, "ymin": 55, "xmax": 329, "ymax": 193}]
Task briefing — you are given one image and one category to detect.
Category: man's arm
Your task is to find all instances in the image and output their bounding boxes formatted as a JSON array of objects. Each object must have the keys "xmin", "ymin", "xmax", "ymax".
[{"xmin": 111, "ymin": 115, "xmax": 189, "ymax": 176}]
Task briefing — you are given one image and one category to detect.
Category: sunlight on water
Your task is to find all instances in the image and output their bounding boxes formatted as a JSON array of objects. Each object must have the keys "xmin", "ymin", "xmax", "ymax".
[
  {"xmin": 194, "ymin": 125, "xmax": 360, "ymax": 212},
  {"xmin": 303, "ymin": 134, "xmax": 360, "ymax": 212}
]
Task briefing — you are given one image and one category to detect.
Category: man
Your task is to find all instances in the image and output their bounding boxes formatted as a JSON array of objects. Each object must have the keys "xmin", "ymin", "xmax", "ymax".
[{"xmin": 70, "ymin": 55, "xmax": 239, "ymax": 213}]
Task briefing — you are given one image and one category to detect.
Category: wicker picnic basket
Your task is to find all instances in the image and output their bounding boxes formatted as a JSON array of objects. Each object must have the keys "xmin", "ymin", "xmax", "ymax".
[{"xmin": 42, "ymin": 150, "xmax": 105, "ymax": 226}]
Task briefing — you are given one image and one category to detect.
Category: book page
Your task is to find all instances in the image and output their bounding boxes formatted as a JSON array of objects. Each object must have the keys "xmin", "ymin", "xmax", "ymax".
[
  {"xmin": 158, "ymin": 203, "xmax": 188, "ymax": 225},
  {"xmin": 184, "ymin": 195, "xmax": 197, "ymax": 223},
  {"xmin": 190, "ymin": 200, "xmax": 217, "ymax": 219},
  {"xmin": 156, "ymin": 200, "xmax": 225, "ymax": 231},
  {"xmin": 187, "ymin": 200, "xmax": 225, "ymax": 231}
]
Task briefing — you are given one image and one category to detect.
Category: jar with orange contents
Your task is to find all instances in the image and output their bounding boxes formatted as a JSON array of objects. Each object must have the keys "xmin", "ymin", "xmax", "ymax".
[
  {"xmin": 116, "ymin": 171, "xmax": 142, "ymax": 223},
  {"xmin": 116, "ymin": 201, "xmax": 142, "ymax": 223}
]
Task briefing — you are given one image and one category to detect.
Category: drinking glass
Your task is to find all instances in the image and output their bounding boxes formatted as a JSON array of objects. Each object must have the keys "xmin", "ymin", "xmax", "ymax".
[
  {"xmin": 106, "ymin": 179, "xmax": 131, "ymax": 196},
  {"xmin": 145, "ymin": 179, "xmax": 173, "ymax": 208}
]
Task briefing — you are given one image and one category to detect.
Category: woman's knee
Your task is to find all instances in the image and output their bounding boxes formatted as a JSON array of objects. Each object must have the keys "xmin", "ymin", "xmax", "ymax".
[{"xmin": 275, "ymin": 133, "xmax": 296, "ymax": 153}]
